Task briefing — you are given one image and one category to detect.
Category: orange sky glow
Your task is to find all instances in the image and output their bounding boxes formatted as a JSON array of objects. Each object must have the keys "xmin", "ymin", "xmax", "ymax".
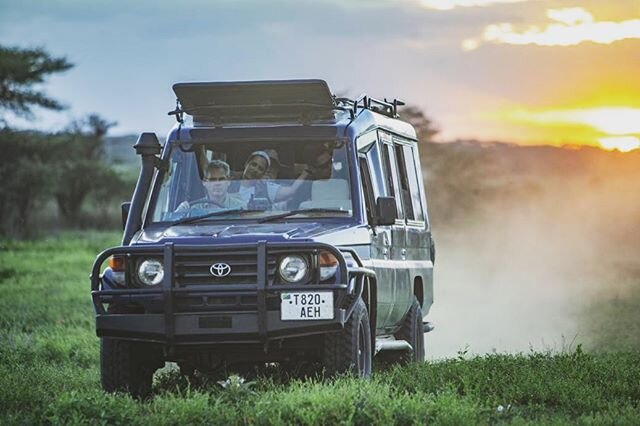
[
  {"xmin": 0, "ymin": 0, "xmax": 638, "ymax": 153},
  {"xmin": 458, "ymin": 5, "xmax": 640, "ymax": 152}
]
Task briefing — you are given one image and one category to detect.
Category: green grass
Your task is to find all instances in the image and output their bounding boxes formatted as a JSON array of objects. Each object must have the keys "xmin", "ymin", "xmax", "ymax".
[{"xmin": 1, "ymin": 233, "xmax": 639, "ymax": 425}]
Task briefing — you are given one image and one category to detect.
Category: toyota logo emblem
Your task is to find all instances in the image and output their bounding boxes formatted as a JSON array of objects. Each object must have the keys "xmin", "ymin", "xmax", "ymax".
[{"xmin": 210, "ymin": 263, "xmax": 231, "ymax": 277}]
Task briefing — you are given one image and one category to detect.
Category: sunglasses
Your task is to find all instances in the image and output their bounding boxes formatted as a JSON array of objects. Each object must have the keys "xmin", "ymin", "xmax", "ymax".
[{"xmin": 204, "ymin": 177, "xmax": 228, "ymax": 182}]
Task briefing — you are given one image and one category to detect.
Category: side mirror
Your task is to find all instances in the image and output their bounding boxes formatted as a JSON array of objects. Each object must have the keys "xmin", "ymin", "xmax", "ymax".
[
  {"xmin": 121, "ymin": 202, "xmax": 131, "ymax": 230},
  {"xmin": 375, "ymin": 197, "xmax": 397, "ymax": 226}
]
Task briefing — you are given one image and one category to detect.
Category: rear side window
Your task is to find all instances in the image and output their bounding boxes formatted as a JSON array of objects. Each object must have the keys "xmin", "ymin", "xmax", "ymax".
[
  {"xmin": 394, "ymin": 144, "xmax": 415, "ymax": 220},
  {"xmin": 403, "ymin": 144, "xmax": 425, "ymax": 222}
]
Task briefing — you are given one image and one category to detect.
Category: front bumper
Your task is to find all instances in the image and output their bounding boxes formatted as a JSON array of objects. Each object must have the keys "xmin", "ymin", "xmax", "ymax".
[
  {"xmin": 91, "ymin": 241, "xmax": 372, "ymax": 345},
  {"xmin": 96, "ymin": 310, "xmax": 347, "ymax": 344}
]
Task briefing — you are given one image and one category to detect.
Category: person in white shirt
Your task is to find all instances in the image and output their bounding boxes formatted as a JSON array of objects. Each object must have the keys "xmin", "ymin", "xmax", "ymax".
[{"xmin": 232, "ymin": 150, "xmax": 313, "ymax": 208}]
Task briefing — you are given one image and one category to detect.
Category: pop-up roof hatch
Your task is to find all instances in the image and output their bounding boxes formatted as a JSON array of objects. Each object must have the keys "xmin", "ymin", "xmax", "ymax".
[{"xmin": 172, "ymin": 79, "xmax": 337, "ymax": 125}]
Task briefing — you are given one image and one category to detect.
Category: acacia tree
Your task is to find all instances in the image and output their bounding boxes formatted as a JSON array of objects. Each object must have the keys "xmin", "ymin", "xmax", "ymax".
[
  {"xmin": 0, "ymin": 45, "xmax": 73, "ymax": 123},
  {"xmin": 0, "ymin": 45, "xmax": 73, "ymax": 235}
]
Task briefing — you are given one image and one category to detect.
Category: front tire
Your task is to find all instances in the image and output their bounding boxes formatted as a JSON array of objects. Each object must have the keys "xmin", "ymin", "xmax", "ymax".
[
  {"xmin": 323, "ymin": 298, "xmax": 372, "ymax": 378},
  {"xmin": 100, "ymin": 338, "xmax": 159, "ymax": 399}
]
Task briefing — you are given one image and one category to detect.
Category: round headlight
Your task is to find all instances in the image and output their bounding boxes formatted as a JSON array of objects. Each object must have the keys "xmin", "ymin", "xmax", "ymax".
[
  {"xmin": 137, "ymin": 259, "xmax": 164, "ymax": 286},
  {"xmin": 279, "ymin": 255, "xmax": 308, "ymax": 283}
]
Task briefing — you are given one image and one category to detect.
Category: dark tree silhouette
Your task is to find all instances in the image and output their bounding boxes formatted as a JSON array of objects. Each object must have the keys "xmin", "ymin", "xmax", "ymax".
[
  {"xmin": 399, "ymin": 105, "xmax": 439, "ymax": 142},
  {"xmin": 0, "ymin": 45, "xmax": 73, "ymax": 121},
  {"xmin": 68, "ymin": 113, "xmax": 117, "ymax": 139}
]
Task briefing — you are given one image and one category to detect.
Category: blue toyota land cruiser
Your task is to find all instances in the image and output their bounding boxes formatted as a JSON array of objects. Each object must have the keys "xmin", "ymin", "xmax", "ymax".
[{"xmin": 91, "ymin": 80, "xmax": 435, "ymax": 397}]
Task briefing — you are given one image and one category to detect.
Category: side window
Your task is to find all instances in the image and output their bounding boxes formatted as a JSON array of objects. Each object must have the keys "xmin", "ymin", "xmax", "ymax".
[
  {"xmin": 359, "ymin": 156, "xmax": 375, "ymax": 224},
  {"xmin": 380, "ymin": 143, "xmax": 395, "ymax": 198},
  {"xmin": 381, "ymin": 140, "xmax": 404, "ymax": 219},
  {"xmin": 394, "ymin": 144, "xmax": 415, "ymax": 220},
  {"xmin": 403, "ymin": 144, "xmax": 425, "ymax": 222},
  {"xmin": 359, "ymin": 134, "xmax": 385, "ymax": 200},
  {"xmin": 151, "ymin": 163, "xmax": 176, "ymax": 222}
]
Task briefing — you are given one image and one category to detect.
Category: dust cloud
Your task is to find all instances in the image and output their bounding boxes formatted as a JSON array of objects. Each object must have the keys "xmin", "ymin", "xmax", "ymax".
[{"xmin": 422, "ymin": 143, "xmax": 640, "ymax": 359}]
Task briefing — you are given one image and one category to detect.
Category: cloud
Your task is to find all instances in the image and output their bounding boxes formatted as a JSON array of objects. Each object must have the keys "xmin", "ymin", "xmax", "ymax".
[
  {"xmin": 546, "ymin": 7, "xmax": 593, "ymax": 26},
  {"xmin": 417, "ymin": 0, "xmax": 530, "ymax": 11},
  {"xmin": 463, "ymin": 7, "xmax": 640, "ymax": 50},
  {"xmin": 598, "ymin": 136, "xmax": 640, "ymax": 152}
]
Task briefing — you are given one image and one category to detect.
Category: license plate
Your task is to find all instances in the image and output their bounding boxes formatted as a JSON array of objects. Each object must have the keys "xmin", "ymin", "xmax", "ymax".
[{"xmin": 280, "ymin": 291, "xmax": 334, "ymax": 320}]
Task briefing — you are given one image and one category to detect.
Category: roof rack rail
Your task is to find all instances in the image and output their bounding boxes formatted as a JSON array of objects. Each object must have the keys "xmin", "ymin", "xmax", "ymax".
[{"xmin": 335, "ymin": 95, "xmax": 406, "ymax": 119}]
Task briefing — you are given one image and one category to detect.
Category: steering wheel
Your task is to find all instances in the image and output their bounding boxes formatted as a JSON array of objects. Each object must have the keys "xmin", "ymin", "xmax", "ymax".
[{"xmin": 188, "ymin": 197, "xmax": 225, "ymax": 209}]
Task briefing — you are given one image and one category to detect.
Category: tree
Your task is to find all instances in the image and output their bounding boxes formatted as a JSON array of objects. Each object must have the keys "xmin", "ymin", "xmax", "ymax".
[
  {"xmin": 0, "ymin": 46, "xmax": 127, "ymax": 234},
  {"xmin": 0, "ymin": 129, "xmax": 56, "ymax": 236},
  {"xmin": 67, "ymin": 113, "xmax": 117, "ymax": 140},
  {"xmin": 54, "ymin": 114, "xmax": 118, "ymax": 224},
  {"xmin": 0, "ymin": 45, "xmax": 73, "ymax": 122},
  {"xmin": 399, "ymin": 105, "xmax": 439, "ymax": 142}
]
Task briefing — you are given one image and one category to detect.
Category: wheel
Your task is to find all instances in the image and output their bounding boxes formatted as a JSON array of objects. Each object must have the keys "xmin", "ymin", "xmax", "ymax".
[
  {"xmin": 393, "ymin": 298, "xmax": 425, "ymax": 364},
  {"xmin": 100, "ymin": 338, "xmax": 160, "ymax": 399},
  {"xmin": 323, "ymin": 298, "xmax": 372, "ymax": 378}
]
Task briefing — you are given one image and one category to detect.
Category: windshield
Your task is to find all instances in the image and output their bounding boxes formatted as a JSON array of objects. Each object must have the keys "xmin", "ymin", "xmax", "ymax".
[{"xmin": 149, "ymin": 139, "xmax": 353, "ymax": 224}]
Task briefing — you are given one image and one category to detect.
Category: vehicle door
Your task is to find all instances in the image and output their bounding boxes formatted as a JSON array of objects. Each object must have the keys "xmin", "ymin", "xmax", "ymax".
[
  {"xmin": 377, "ymin": 131, "xmax": 410, "ymax": 328},
  {"xmin": 406, "ymin": 142, "xmax": 434, "ymax": 314},
  {"xmin": 388, "ymin": 138, "xmax": 432, "ymax": 322},
  {"xmin": 356, "ymin": 130, "xmax": 394, "ymax": 331}
]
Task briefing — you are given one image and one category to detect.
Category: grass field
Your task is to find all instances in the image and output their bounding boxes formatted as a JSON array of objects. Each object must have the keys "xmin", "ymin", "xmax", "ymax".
[{"xmin": 1, "ymin": 232, "xmax": 639, "ymax": 425}]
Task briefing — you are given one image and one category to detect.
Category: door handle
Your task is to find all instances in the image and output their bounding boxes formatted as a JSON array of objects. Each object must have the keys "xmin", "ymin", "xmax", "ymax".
[{"xmin": 401, "ymin": 248, "xmax": 406, "ymax": 259}]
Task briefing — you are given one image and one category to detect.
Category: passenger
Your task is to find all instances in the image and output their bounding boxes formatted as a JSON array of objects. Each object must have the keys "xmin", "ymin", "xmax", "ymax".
[
  {"xmin": 263, "ymin": 149, "xmax": 292, "ymax": 210},
  {"xmin": 263, "ymin": 149, "xmax": 280, "ymax": 180},
  {"xmin": 231, "ymin": 150, "xmax": 312, "ymax": 207},
  {"xmin": 313, "ymin": 142, "xmax": 335, "ymax": 180},
  {"xmin": 177, "ymin": 160, "xmax": 244, "ymax": 211}
]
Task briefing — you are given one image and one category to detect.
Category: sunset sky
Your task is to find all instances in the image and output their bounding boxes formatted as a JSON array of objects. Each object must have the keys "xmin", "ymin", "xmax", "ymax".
[{"xmin": 1, "ymin": 0, "xmax": 638, "ymax": 151}]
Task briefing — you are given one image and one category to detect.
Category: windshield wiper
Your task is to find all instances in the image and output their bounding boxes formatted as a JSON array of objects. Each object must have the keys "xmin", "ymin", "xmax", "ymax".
[
  {"xmin": 258, "ymin": 208, "xmax": 350, "ymax": 223},
  {"xmin": 171, "ymin": 208, "xmax": 266, "ymax": 226}
]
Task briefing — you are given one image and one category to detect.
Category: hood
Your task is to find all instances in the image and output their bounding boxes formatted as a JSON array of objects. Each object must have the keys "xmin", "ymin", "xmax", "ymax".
[{"xmin": 134, "ymin": 221, "xmax": 365, "ymax": 245}]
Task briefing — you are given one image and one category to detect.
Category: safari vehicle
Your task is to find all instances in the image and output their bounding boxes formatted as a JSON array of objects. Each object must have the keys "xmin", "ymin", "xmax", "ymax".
[{"xmin": 91, "ymin": 80, "xmax": 435, "ymax": 397}]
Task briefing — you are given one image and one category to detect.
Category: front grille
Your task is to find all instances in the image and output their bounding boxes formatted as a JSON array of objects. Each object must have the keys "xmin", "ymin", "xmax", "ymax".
[
  {"xmin": 173, "ymin": 294, "xmax": 282, "ymax": 312},
  {"xmin": 174, "ymin": 248, "xmax": 277, "ymax": 286}
]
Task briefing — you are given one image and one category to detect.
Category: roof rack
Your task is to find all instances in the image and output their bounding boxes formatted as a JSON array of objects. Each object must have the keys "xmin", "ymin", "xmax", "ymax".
[{"xmin": 335, "ymin": 95, "xmax": 406, "ymax": 119}]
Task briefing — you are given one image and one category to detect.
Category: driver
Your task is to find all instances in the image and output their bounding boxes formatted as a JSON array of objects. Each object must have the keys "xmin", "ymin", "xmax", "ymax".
[{"xmin": 176, "ymin": 160, "xmax": 244, "ymax": 212}]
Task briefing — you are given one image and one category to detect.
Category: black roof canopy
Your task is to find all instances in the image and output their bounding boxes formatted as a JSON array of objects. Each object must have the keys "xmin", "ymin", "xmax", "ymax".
[{"xmin": 172, "ymin": 79, "xmax": 337, "ymax": 125}]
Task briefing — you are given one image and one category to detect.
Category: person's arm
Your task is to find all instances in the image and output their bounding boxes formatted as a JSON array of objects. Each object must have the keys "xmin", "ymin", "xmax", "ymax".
[{"xmin": 273, "ymin": 167, "xmax": 313, "ymax": 202}]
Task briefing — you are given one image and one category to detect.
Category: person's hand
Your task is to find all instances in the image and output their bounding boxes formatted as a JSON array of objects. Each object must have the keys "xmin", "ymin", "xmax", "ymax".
[
  {"xmin": 302, "ymin": 165, "xmax": 315, "ymax": 179},
  {"xmin": 314, "ymin": 151, "xmax": 332, "ymax": 168}
]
